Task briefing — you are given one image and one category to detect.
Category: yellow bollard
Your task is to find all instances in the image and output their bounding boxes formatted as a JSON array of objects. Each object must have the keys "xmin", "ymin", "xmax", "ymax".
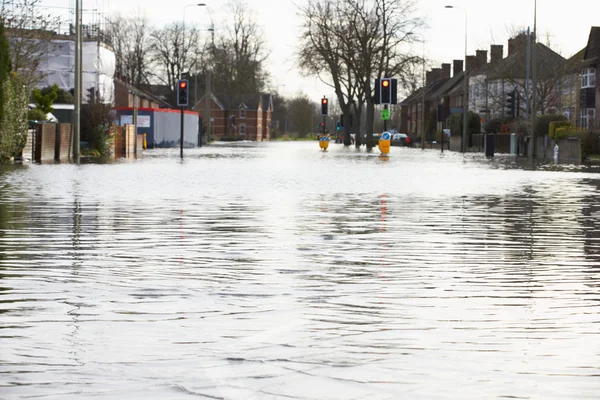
[
  {"xmin": 378, "ymin": 131, "xmax": 391, "ymax": 155},
  {"xmin": 143, "ymin": 133, "xmax": 147, "ymax": 150},
  {"xmin": 322, "ymin": 135, "xmax": 329, "ymax": 151}
]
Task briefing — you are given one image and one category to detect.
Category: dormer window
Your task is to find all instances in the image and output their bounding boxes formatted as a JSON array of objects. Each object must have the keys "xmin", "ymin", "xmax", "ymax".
[
  {"xmin": 239, "ymin": 107, "xmax": 246, "ymax": 119},
  {"xmin": 581, "ymin": 67, "xmax": 596, "ymax": 89}
]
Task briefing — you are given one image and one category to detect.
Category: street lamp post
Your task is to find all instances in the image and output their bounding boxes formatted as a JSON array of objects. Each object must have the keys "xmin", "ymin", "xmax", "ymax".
[
  {"xmin": 407, "ymin": 32, "xmax": 426, "ymax": 150},
  {"xmin": 73, "ymin": 0, "xmax": 82, "ymax": 163},
  {"xmin": 445, "ymin": 5, "xmax": 468, "ymax": 153},
  {"xmin": 181, "ymin": 3, "xmax": 206, "ymax": 80},
  {"xmin": 531, "ymin": 0, "xmax": 537, "ymax": 158},
  {"xmin": 418, "ymin": 35, "xmax": 425, "ymax": 150}
]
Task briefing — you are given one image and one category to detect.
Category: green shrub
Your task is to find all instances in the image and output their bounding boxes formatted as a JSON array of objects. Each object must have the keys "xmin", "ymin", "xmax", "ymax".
[
  {"xmin": 81, "ymin": 102, "xmax": 114, "ymax": 156},
  {"xmin": 0, "ymin": 74, "xmax": 28, "ymax": 162},
  {"xmin": 549, "ymin": 120, "xmax": 573, "ymax": 141},
  {"xmin": 450, "ymin": 111, "xmax": 481, "ymax": 137},
  {"xmin": 534, "ymin": 114, "xmax": 566, "ymax": 137},
  {"xmin": 484, "ymin": 117, "xmax": 507, "ymax": 133},
  {"xmin": 0, "ymin": 22, "xmax": 12, "ymax": 124},
  {"xmin": 32, "ymin": 84, "xmax": 58, "ymax": 114},
  {"xmin": 27, "ymin": 108, "xmax": 47, "ymax": 121}
]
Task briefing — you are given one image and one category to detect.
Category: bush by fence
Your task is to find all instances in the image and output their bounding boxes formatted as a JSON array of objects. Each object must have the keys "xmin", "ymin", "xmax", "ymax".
[{"xmin": 0, "ymin": 75, "xmax": 28, "ymax": 162}]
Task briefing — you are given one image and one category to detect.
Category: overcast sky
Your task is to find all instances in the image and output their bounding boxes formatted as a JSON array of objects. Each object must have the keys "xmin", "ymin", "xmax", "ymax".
[{"xmin": 39, "ymin": 0, "xmax": 600, "ymax": 101}]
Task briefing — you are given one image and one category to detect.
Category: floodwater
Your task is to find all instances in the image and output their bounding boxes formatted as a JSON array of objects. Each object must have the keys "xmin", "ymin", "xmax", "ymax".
[{"xmin": 1, "ymin": 142, "xmax": 600, "ymax": 399}]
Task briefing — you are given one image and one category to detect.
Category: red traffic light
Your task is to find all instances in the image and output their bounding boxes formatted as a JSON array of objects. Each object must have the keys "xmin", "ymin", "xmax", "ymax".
[
  {"xmin": 179, "ymin": 81, "xmax": 187, "ymax": 89},
  {"xmin": 382, "ymin": 80, "xmax": 389, "ymax": 87},
  {"xmin": 322, "ymin": 98, "xmax": 328, "ymax": 104}
]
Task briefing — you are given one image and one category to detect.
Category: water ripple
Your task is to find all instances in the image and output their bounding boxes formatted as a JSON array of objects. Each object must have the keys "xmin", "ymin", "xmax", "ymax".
[{"xmin": 1, "ymin": 142, "xmax": 600, "ymax": 399}]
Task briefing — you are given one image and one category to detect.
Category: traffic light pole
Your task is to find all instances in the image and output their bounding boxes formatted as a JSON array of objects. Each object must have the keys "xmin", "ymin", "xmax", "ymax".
[
  {"xmin": 383, "ymin": 105, "xmax": 388, "ymax": 132},
  {"xmin": 322, "ymin": 116, "xmax": 326, "ymax": 134},
  {"xmin": 180, "ymin": 107, "xmax": 184, "ymax": 159}
]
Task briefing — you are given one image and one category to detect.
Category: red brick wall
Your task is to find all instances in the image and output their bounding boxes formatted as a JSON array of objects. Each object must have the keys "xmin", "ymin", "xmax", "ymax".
[
  {"xmin": 195, "ymin": 97, "xmax": 272, "ymax": 141},
  {"xmin": 114, "ymin": 83, "xmax": 131, "ymax": 108}
]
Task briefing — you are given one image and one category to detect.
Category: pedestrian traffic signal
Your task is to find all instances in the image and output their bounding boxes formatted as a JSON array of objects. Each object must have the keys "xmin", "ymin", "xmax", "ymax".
[
  {"xmin": 321, "ymin": 98, "xmax": 328, "ymax": 116},
  {"xmin": 374, "ymin": 78, "xmax": 398, "ymax": 104},
  {"xmin": 336, "ymin": 121, "xmax": 341, "ymax": 131},
  {"xmin": 506, "ymin": 89, "xmax": 516, "ymax": 117},
  {"xmin": 177, "ymin": 79, "xmax": 189, "ymax": 107}
]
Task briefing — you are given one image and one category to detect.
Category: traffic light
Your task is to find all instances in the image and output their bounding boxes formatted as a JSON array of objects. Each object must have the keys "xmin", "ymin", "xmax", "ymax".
[
  {"xmin": 506, "ymin": 89, "xmax": 516, "ymax": 117},
  {"xmin": 321, "ymin": 97, "xmax": 328, "ymax": 116},
  {"xmin": 177, "ymin": 79, "xmax": 189, "ymax": 107},
  {"xmin": 381, "ymin": 78, "xmax": 391, "ymax": 104},
  {"xmin": 336, "ymin": 121, "xmax": 341, "ymax": 131},
  {"xmin": 320, "ymin": 122, "xmax": 325, "ymax": 130},
  {"xmin": 374, "ymin": 78, "xmax": 397, "ymax": 104}
]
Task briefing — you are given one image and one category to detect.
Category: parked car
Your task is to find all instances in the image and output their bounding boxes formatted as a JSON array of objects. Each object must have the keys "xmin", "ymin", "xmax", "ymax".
[{"xmin": 391, "ymin": 133, "xmax": 408, "ymax": 146}]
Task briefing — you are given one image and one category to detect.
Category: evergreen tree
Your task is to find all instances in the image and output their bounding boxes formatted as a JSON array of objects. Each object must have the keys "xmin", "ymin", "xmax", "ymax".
[{"xmin": 0, "ymin": 23, "xmax": 13, "ymax": 122}]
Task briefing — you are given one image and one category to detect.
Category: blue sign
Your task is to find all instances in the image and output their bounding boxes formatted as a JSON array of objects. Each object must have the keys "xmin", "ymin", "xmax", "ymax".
[{"xmin": 381, "ymin": 132, "xmax": 391, "ymax": 141}]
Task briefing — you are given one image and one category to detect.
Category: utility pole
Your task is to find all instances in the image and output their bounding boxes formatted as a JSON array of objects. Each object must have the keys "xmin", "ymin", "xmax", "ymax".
[
  {"xmin": 526, "ymin": 27, "xmax": 531, "ymax": 119},
  {"xmin": 204, "ymin": 70, "xmax": 211, "ymax": 144},
  {"xmin": 531, "ymin": 0, "xmax": 537, "ymax": 158},
  {"xmin": 73, "ymin": 0, "xmax": 82, "ymax": 163}
]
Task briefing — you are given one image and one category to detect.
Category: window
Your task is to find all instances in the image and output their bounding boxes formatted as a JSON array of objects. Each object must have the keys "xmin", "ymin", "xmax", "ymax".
[
  {"xmin": 239, "ymin": 107, "xmax": 246, "ymax": 119},
  {"xmin": 581, "ymin": 67, "xmax": 596, "ymax": 88},
  {"xmin": 239, "ymin": 123, "xmax": 246, "ymax": 136},
  {"xmin": 563, "ymin": 107, "xmax": 574, "ymax": 120},
  {"xmin": 581, "ymin": 108, "xmax": 595, "ymax": 129},
  {"xmin": 563, "ymin": 77, "xmax": 572, "ymax": 95}
]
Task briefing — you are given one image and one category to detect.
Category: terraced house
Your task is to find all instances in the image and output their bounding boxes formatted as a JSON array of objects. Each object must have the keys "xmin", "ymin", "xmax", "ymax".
[{"xmin": 194, "ymin": 93, "xmax": 273, "ymax": 141}]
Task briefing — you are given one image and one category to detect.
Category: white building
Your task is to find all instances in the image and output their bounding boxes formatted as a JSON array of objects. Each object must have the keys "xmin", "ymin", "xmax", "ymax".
[{"xmin": 36, "ymin": 38, "xmax": 116, "ymax": 104}]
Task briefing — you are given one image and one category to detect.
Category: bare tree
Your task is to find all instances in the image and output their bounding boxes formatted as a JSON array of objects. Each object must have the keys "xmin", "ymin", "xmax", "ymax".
[
  {"xmin": 149, "ymin": 21, "xmax": 201, "ymax": 94},
  {"xmin": 202, "ymin": 0, "xmax": 269, "ymax": 108},
  {"xmin": 340, "ymin": 0, "xmax": 422, "ymax": 147},
  {"xmin": 297, "ymin": 0, "xmax": 422, "ymax": 148},
  {"xmin": 1, "ymin": 0, "xmax": 61, "ymax": 87},
  {"xmin": 107, "ymin": 13, "xmax": 151, "ymax": 88},
  {"xmin": 287, "ymin": 93, "xmax": 317, "ymax": 137},
  {"xmin": 297, "ymin": 0, "xmax": 359, "ymax": 146}
]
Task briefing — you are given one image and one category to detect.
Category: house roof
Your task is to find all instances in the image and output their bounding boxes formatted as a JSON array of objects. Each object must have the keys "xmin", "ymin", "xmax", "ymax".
[
  {"xmin": 401, "ymin": 71, "xmax": 466, "ymax": 106},
  {"xmin": 400, "ymin": 86, "xmax": 425, "ymax": 105},
  {"xmin": 114, "ymin": 78, "xmax": 170, "ymax": 107},
  {"xmin": 261, "ymin": 94, "xmax": 273, "ymax": 112},
  {"xmin": 428, "ymin": 72, "xmax": 465, "ymax": 99},
  {"xmin": 192, "ymin": 92, "xmax": 273, "ymax": 112},
  {"xmin": 191, "ymin": 93, "xmax": 225, "ymax": 111},
  {"xmin": 563, "ymin": 47, "xmax": 588, "ymax": 74},
  {"xmin": 486, "ymin": 42, "xmax": 566, "ymax": 80},
  {"xmin": 584, "ymin": 26, "xmax": 600, "ymax": 61}
]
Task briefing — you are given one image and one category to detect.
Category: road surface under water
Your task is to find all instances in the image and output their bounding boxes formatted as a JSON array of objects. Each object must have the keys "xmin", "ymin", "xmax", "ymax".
[{"xmin": 1, "ymin": 142, "xmax": 600, "ymax": 399}]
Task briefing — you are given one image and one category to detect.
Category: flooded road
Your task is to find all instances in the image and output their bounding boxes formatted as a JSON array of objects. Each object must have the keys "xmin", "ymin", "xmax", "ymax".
[{"xmin": 1, "ymin": 142, "xmax": 600, "ymax": 399}]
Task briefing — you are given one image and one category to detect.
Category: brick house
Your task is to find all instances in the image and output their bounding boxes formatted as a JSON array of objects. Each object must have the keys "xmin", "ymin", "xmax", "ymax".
[
  {"xmin": 579, "ymin": 27, "xmax": 599, "ymax": 130},
  {"xmin": 193, "ymin": 93, "xmax": 273, "ymax": 141},
  {"xmin": 114, "ymin": 78, "xmax": 168, "ymax": 109},
  {"xmin": 400, "ymin": 60, "xmax": 464, "ymax": 139}
]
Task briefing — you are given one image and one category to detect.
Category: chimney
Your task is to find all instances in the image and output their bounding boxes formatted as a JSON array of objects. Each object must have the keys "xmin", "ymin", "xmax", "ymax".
[
  {"xmin": 426, "ymin": 71, "xmax": 433, "ymax": 86},
  {"xmin": 466, "ymin": 55, "xmax": 478, "ymax": 72},
  {"xmin": 508, "ymin": 32, "xmax": 532, "ymax": 56},
  {"xmin": 453, "ymin": 59, "xmax": 463, "ymax": 76},
  {"xmin": 490, "ymin": 45, "xmax": 503, "ymax": 63},
  {"xmin": 476, "ymin": 50, "xmax": 487, "ymax": 66},
  {"xmin": 441, "ymin": 63, "xmax": 451, "ymax": 79},
  {"xmin": 432, "ymin": 68, "xmax": 442, "ymax": 81}
]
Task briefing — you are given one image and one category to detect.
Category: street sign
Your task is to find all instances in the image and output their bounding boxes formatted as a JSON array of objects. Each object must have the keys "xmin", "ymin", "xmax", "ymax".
[{"xmin": 381, "ymin": 108, "xmax": 390, "ymax": 120}]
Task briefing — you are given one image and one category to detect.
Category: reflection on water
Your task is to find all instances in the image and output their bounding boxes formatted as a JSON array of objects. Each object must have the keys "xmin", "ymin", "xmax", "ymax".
[{"xmin": 1, "ymin": 142, "xmax": 600, "ymax": 399}]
